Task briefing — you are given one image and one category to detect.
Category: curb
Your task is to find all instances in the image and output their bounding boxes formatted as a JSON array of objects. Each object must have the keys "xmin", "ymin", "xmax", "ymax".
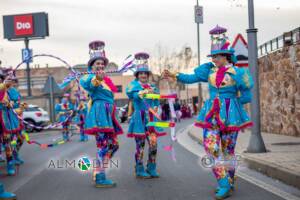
[
  {"xmin": 187, "ymin": 130, "xmax": 203, "ymax": 145},
  {"xmin": 242, "ymin": 156, "xmax": 300, "ymax": 190},
  {"xmin": 187, "ymin": 129, "xmax": 300, "ymax": 190}
]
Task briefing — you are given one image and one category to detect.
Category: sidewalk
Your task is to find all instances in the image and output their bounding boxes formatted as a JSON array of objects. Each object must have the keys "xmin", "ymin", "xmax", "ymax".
[{"xmin": 187, "ymin": 126, "xmax": 300, "ymax": 190}]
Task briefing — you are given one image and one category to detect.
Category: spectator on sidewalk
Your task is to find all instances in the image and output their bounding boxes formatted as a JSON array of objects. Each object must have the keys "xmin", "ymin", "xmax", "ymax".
[
  {"xmin": 174, "ymin": 99, "xmax": 182, "ymax": 122},
  {"xmin": 188, "ymin": 102, "xmax": 194, "ymax": 116},
  {"xmin": 181, "ymin": 102, "xmax": 188, "ymax": 119},
  {"xmin": 162, "ymin": 101, "xmax": 170, "ymax": 121}
]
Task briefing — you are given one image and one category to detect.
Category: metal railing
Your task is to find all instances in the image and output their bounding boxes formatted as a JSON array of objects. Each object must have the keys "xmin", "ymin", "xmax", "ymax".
[{"xmin": 258, "ymin": 27, "xmax": 300, "ymax": 57}]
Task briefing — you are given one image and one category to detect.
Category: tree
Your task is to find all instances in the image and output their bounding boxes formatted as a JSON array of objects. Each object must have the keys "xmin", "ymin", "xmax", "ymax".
[{"xmin": 149, "ymin": 43, "xmax": 198, "ymax": 99}]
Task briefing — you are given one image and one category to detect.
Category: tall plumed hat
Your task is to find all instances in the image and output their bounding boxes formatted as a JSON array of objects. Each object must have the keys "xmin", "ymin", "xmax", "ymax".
[
  {"xmin": 133, "ymin": 52, "xmax": 151, "ymax": 76},
  {"xmin": 0, "ymin": 67, "xmax": 16, "ymax": 81},
  {"xmin": 208, "ymin": 25, "xmax": 235, "ymax": 57},
  {"xmin": 87, "ymin": 40, "xmax": 109, "ymax": 70}
]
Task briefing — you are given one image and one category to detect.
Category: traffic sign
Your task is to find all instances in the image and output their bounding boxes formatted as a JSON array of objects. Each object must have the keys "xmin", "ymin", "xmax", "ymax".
[
  {"xmin": 22, "ymin": 48, "xmax": 32, "ymax": 63},
  {"xmin": 42, "ymin": 75, "xmax": 62, "ymax": 95},
  {"xmin": 232, "ymin": 34, "xmax": 248, "ymax": 67},
  {"xmin": 194, "ymin": 6, "xmax": 203, "ymax": 24}
]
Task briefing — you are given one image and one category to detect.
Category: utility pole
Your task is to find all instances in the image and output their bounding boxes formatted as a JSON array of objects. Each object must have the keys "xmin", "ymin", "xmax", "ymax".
[
  {"xmin": 246, "ymin": 0, "xmax": 267, "ymax": 153},
  {"xmin": 24, "ymin": 38, "xmax": 32, "ymax": 96},
  {"xmin": 49, "ymin": 75, "xmax": 55, "ymax": 122},
  {"xmin": 195, "ymin": 0, "xmax": 203, "ymax": 110}
]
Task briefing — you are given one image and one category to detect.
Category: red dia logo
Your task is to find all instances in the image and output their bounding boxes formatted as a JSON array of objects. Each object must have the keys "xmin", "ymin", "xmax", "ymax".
[{"xmin": 14, "ymin": 15, "xmax": 34, "ymax": 36}]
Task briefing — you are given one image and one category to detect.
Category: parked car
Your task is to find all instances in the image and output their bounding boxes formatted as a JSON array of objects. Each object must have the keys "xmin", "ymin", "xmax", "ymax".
[{"xmin": 22, "ymin": 105, "xmax": 50, "ymax": 132}]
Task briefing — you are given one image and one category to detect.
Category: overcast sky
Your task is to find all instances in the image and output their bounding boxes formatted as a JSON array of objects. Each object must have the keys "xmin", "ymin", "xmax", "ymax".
[{"xmin": 0, "ymin": 0, "xmax": 299, "ymax": 68}]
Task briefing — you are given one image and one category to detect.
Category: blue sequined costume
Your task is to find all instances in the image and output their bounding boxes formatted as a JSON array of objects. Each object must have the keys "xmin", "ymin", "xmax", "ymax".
[
  {"xmin": 177, "ymin": 62, "xmax": 253, "ymax": 132},
  {"xmin": 126, "ymin": 79, "xmax": 166, "ymax": 138}
]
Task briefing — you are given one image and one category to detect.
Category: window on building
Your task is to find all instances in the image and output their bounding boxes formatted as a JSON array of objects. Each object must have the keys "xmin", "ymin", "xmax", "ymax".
[
  {"xmin": 116, "ymin": 85, "xmax": 122, "ymax": 93},
  {"xmin": 18, "ymin": 77, "xmax": 47, "ymax": 90}
]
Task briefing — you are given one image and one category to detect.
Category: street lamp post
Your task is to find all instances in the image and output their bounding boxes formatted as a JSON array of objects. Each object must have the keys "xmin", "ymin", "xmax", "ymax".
[
  {"xmin": 24, "ymin": 38, "xmax": 32, "ymax": 96},
  {"xmin": 246, "ymin": 0, "xmax": 266, "ymax": 153},
  {"xmin": 196, "ymin": 0, "xmax": 203, "ymax": 110}
]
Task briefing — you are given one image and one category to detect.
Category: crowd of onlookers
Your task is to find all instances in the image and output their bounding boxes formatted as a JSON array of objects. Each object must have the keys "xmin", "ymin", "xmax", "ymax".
[
  {"xmin": 159, "ymin": 99, "xmax": 197, "ymax": 122},
  {"xmin": 118, "ymin": 99, "xmax": 198, "ymax": 123}
]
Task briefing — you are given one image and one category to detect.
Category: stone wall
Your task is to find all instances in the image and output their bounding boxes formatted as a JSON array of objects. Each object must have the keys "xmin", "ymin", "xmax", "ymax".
[{"xmin": 259, "ymin": 44, "xmax": 300, "ymax": 136}]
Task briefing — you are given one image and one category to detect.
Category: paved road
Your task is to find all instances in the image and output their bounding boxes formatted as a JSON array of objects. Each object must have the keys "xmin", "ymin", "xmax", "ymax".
[{"xmin": 1, "ymin": 118, "xmax": 292, "ymax": 200}]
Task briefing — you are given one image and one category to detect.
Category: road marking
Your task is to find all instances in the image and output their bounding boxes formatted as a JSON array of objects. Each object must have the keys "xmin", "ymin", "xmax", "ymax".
[{"xmin": 177, "ymin": 127, "xmax": 300, "ymax": 200}]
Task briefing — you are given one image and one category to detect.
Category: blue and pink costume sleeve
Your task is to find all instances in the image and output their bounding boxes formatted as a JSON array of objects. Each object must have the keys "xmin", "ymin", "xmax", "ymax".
[
  {"xmin": 126, "ymin": 79, "xmax": 166, "ymax": 138},
  {"xmin": 55, "ymin": 101, "xmax": 74, "ymax": 124},
  {"xmin": 7, "ymin": 87, "xmax": 24, "ymax": 130},
  {"xmin": 79, "ymin": 74, "xmax": 123, "ymax": 135},
  {"xmin": 7, "ymin": 87, "xmax": 21, "ymax": 109},
  {"xmin": 72, "ymin": 103, "xmax": 87, "ymax": 125},
  {"xmin": 176, "ymin": 62, "xmax": 253, "ymax": 132},
  {"xmin": 0, "ymin": 84, "xmax": 23, "ymax": 134},
  {"xmin": 78, "ymin": 103, "xmax": 87, "ymax": 124}
]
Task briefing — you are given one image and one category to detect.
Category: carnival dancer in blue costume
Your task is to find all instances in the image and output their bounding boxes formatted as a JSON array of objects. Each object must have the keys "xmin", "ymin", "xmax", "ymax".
[
  {"xmin": 7, "ymin": 78, "xmax": 25, "ymax": 165},
  {"xmin": 163, "ymin": 25, "xmax": 254, "ymax": 199},
  {"xmin": 72, "ymin": 92, "xmax": 88, "ymax": 142},
  {"xmin": 0, "ymin": 70, "xmax": 6, "ymax": 164},
  {"xmin": 126, "ymin": 52, "xmax": 166, "ymax": 179},
  {"xmin": 0, "ymin": 69, "xmax": 24, "ymax": 176},
  {"xmin": 55, "ymin": 93, "xmax": 74, "ymax": 142},
  {"xmin": 77, "ymin": 96, "xmax": 88, "ymax": 142},
  {"xmin": 80, "ymin": 41, "xmax": 123, "ymax": 187},
  {"xmin": 0, "ymin": 68, "xmax": 18, "ymax": 199}
]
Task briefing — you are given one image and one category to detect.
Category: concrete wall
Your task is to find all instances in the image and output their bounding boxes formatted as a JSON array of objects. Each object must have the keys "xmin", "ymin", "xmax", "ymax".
[{"xmin": 258, "ymin": 44, "xmax": 300, "ymax": 136}]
